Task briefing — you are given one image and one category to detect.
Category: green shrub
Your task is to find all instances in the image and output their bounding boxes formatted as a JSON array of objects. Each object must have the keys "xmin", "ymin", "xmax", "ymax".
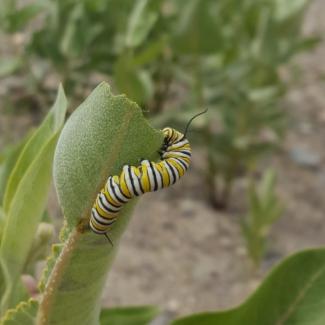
[
  {"xmin": 0, "ymin": 0, "xmax": 319, "ymax": 209},
  {"xmin": 165, "ymin": 0, "xmax": 318, "ymax": 208}
]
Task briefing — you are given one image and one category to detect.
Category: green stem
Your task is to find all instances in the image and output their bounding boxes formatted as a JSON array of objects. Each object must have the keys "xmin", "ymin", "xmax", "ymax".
[{"xmin": 37, "ymin": 202, "xmax": 136, "ymax": 325}]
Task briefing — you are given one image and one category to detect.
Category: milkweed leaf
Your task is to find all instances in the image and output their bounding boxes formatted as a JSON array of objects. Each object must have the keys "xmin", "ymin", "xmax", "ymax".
[
  {"xmin": 172, "ymin": 248, "xmax": 325, "ymax": 325},
  {"xmin": 37, "ymin": 82, "xmax": 162, "ymax": 325}
]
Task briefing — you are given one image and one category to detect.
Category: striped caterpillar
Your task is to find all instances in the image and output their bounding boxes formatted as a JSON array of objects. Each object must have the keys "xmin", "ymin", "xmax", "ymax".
[{"xmin": 89, "ymin": 110, "xmax": 207, "ymax": 243}]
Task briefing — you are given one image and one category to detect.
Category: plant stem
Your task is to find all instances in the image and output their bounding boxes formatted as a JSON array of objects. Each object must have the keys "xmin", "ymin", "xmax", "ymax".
[
  {"xmin": 206, "ymin": 150, "xmax": 220, "ymax": 208},
  {"xmin": 36, "ymin": 202, "xmax": 136, "ymax": 325},
  {"xmin": 37, "ymin": 229, "xmax": 80, "ymax": 325}
]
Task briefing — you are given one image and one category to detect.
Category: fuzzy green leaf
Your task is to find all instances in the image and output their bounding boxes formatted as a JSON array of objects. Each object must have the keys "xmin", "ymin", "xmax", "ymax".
[
  {"xmin": 3, "ymin": 85, "xmax": 67, "ymax": 213},
  {"xmin": 100, "ymin": 306, "xmax": 160, "ymax": 325},
  {"xmin": 37, "ymin": 82, "xmax": 162, "ymax": 325},
  {"xmin": 172, "ymin": 248, "xmax": 325, "ymax": 325}
]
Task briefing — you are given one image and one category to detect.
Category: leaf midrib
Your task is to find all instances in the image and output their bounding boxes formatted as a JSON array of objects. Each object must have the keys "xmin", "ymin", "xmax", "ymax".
[{"xmin": 276, "ymin": 265, "xmax": 325, "ymax": 325}]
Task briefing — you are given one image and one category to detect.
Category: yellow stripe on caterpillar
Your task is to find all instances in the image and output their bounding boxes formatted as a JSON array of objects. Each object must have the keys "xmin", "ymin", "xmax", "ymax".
[{"xmin": 89, "ymin": 109, "xmax": 208, "ymax": 242}]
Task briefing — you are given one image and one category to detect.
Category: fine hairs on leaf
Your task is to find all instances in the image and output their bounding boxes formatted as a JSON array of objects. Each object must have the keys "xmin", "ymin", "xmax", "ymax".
[{"xmin": 37, "ymin": 82, "xmax": 162, "ymax": 325}]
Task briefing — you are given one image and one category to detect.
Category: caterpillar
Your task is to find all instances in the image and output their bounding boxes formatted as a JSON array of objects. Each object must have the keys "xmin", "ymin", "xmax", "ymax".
[{"xmin": 89, "ymin": 109, "xmax": 207, "ymax": 244}]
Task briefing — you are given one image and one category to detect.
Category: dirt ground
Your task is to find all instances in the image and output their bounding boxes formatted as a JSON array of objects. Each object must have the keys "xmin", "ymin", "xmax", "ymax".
[
  {"xmin": 104, "ymin": 1, "xmax": 325, "ymax": 320},
  {"xmin": 1, "ymin": 0, "xmax": 325, "ymax": 323}
]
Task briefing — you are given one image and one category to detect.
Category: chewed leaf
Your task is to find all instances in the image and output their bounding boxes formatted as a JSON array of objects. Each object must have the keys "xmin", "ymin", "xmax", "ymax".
[
  {"xmin": 53, "ymin": 82, "xmax": 162, "ymax": 228},
  {"xmin": 37, "ymin": 82, "xmax": 162, "ymax": 325}
]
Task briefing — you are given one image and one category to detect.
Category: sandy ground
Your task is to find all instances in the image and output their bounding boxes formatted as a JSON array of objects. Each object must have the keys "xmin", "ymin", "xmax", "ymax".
[
  {"xmin": 1, "ymin": 0, "xmax": 325, "ymax": 323},
  {"xmin": 103, "ymin": 0, "xmax": 325, "ymax": 320}
]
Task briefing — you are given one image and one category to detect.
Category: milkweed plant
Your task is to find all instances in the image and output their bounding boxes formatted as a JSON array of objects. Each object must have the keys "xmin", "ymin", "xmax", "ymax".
[{"xmin": 0, "ymin": 83, "xmax": 324, "ymax": 325}]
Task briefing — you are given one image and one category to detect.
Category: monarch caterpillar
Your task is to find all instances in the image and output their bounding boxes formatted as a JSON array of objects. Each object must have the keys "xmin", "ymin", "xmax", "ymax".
[{"xmin": 89, "ymin": 109, "xmax": 207, "ymax": 244}]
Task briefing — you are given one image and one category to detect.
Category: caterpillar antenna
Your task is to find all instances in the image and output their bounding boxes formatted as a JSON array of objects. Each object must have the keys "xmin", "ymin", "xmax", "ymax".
[
  {"xmin": 184, "ymin": 108, "xmax": 208, "ymax": 137},
  {"xmin": 104, "ymin": 233, "xmax": 114, "ymax": 246}
]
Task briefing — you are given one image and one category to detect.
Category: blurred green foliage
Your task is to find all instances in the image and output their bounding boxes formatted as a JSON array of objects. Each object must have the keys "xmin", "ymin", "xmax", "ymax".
[
  {"xmin": 241, "ymin": 169, "xmax": 283, "ymax": 267},
  {"xmin": 0, "ymin": 0, "xmax": 42, "ymax": 32},
  {"xmin": 28, "ymin": 0, "xmax": 170, "ymax": 105},
  {"xmin": 169, "ymin": 0, "xmax": 317, "ymax": 208},
  {"xmin": 0, "ymin": 0, "xmax": 318, "ymax": 209},
  {"xmin": 0, "ymin": 86, "xmax": 67, "ymax": 313}
]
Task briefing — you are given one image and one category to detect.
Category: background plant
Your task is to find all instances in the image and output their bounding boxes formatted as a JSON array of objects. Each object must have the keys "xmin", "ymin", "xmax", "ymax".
[
  {"xmin": 0, "ymin": 0, "xmax": 318, "ymax": 211},
  {"xmin": 241, "ymin": 169, "xmax": 283, "ymax": 268},
  {"xmin": 0, "ymin": 0, "xmax": 172, "ymax": 109},
  {"xmin": 164, "ymin": 0, "xmax": 318, "ymax": 208}
]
